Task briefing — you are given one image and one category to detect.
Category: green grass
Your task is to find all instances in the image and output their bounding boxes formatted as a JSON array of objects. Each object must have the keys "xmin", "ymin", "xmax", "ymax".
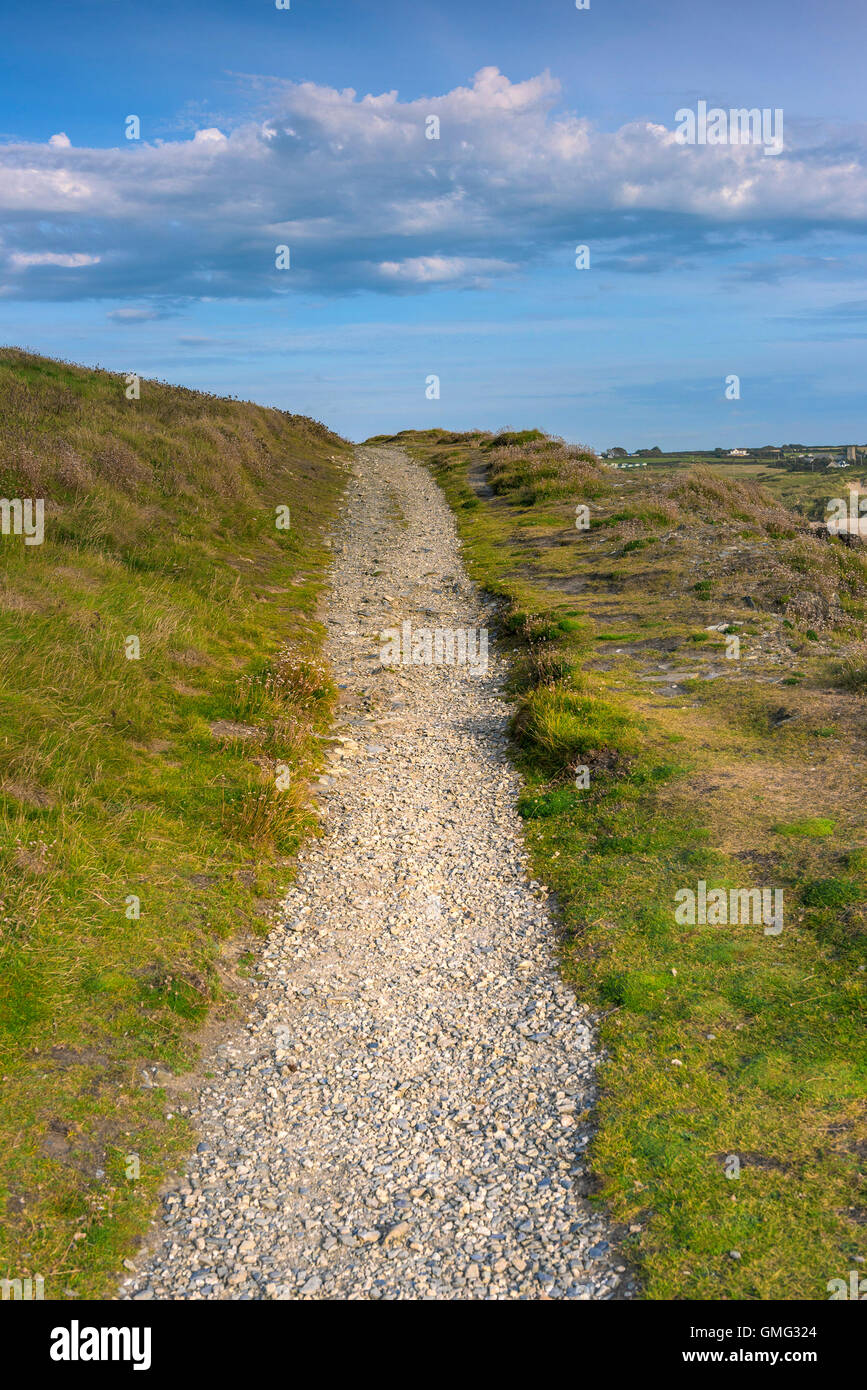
[
  {"xmin": 512, "ymin": 683, "xmax": 639, "ymax": 774},
  {"xmin": 774, "ymin": 818, "xmax": 836, "ymax": 838},
  {"xmin": 0, "ymin": 350, "xmax": 348, "ymax": 1297},
  {"xmin": 391, "ymin": 426, "xmax": 867, "ymax": 1301}
]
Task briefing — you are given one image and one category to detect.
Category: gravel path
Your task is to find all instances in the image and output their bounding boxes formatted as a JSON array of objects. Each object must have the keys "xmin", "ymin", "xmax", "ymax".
[{"xmin": 122, "ymin": 445, "xmax": 630, "ymax": 1301}]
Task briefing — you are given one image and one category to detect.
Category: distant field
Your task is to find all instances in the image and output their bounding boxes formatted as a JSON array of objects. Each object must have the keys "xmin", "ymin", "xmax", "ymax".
[
  {"xmin": 0, "ymin": 351, "xmax": 348, "ymax": 1297},
  {"xmin": 628, "ymin": 457, "xmax": 862, "ymax": 523},
  {"xmin": 715, "ymin": 464, "xmax": 862, "ymax": 522},
  {"xmin": 383, "ymin": 426, "xmax": 867, "ymax": 1300}
]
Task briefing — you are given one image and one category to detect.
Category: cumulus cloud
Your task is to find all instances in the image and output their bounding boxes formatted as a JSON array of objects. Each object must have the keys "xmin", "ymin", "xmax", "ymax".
[
  {"xmin": 0, "ymin": 67, "xmax": 865, "ymax": 302},
  {"xmin": 377, "ymin": 255, "xmax": 516, "ymax": 285}
]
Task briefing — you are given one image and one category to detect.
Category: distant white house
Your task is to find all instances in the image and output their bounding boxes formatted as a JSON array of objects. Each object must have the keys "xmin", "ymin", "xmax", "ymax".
[{"xmin": 729, "ymin": 448, "xmax": 749, "ymax": 456}]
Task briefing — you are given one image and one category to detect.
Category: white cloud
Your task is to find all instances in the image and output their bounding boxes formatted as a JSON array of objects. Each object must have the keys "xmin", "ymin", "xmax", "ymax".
[
  {"xmin": 9, "ymin": 251, "xmax": 100, "ymax": 268},
  {"xmin": 106, "ymin": 306, "xmax": 166, "ymax": 322},
  {"xmin": 377, "ymin": 255, "xmax": 515, "ymax": 284},
  {"xmin": 0, "ymin": 69, "xmax": 865, "ymax": 301}
]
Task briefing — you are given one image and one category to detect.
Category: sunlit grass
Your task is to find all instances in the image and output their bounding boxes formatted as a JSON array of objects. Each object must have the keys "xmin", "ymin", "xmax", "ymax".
[
  {"xmin": 393, "ymin": 425, "xmax": 867, "ymax": 1301},
  {"xmin": 0, "ymin": 350, "xmax": 347, "ymax": 1297}
]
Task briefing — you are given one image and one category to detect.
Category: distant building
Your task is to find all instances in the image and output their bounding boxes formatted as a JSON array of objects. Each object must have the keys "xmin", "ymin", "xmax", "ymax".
[{"xmin": 729, "ymin": 448, "xmax": 749, "ymax": 456}]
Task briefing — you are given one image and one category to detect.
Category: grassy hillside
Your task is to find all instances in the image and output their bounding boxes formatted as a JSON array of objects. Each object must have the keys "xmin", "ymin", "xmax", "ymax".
[
  {"xmin": 376, "ymin": 426, "xmax": 867, "ymax": 1300},
  {"xmin": 0, "ymin": 350, "xmax": 348, "ymax": 1297}
]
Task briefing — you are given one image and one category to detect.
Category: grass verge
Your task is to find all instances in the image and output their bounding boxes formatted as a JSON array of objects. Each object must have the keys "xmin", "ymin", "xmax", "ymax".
[
  {"xmin": 381, "ymin": 426, "xmax": 867, "ymax": 1301},
  {"xmin": 0, "ymin": 349, "xmax": 348, "ymax": 1297}
]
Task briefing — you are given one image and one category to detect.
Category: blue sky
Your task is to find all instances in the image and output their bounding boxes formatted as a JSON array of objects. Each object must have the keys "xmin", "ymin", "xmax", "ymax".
[{"xmin": 1, "ymin": 0, "xmax": 865, "ymax": 447}]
